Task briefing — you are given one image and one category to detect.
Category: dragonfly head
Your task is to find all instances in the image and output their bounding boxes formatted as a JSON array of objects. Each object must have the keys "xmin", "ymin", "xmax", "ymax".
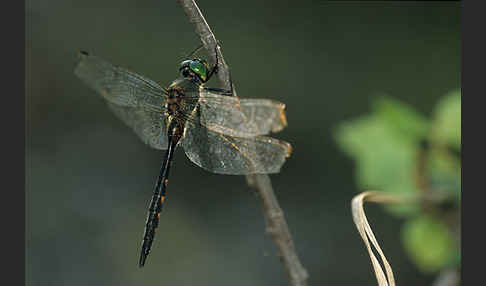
[{"xmin": 179, "ymin": 59, "xmax": 209, "ymax": 83}]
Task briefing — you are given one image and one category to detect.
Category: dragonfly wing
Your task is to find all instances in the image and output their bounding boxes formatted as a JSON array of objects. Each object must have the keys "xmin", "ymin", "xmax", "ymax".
[
  {"xmin": 239, "ymin": 98, "xmax": 287, "ymax": 133},
  {"xmin": 198, "ymin": 91, "xmax": 287, "ymax": 138},
  {"xmin": 180, "ymin": 119, "xmax": 292, "ymax": 175},
  {"xmin": 74, "ymin": 51, "xmax": 166, "ymax": 112},
  {"xmin": 107, "ymin": 102, "xmax": 168, "ymax": 150}
]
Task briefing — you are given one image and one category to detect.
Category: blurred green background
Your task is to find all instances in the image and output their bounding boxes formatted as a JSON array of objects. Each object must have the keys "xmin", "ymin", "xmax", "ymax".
[{"xmin": 26, "ymin": 1, "xmax": 460, "ymax": 285}]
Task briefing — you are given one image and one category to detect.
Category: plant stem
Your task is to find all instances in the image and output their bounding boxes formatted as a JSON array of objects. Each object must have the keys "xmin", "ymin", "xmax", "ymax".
[{"xmin": 177, "ymin": 1, "xmax": 309, "ymax": 285}]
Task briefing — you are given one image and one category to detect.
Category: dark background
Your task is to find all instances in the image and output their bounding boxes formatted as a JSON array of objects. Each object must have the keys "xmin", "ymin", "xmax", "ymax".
[{"xmin": 26, "ymin": 1, "xmax": 460, "ymax": 285}]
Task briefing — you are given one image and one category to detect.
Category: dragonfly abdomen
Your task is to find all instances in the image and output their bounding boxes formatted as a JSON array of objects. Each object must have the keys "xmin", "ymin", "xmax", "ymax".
[
  {"xmin": 139, "ymin": 188, "xmax": 167, "ymax": 266},
  {"xmin": 139, "ymin": 122, "xmax": 182, "ymax": 268}
]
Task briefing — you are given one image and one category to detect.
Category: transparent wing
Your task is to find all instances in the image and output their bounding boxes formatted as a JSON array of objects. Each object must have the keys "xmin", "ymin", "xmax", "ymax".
[
  {"xmin": 74, "ymin": 51, "xmax": 166, "ymax": 112},
  {"xmin": 180, "ymin": 118, "xmax": 292, "ymax": 175},
  {"xmin": 107, "ymin": 102, "xmax": 168, "ymax": 150},
  {"xmin": 196, "ymin": 90, "xmax": 288, "ymax": 138}
]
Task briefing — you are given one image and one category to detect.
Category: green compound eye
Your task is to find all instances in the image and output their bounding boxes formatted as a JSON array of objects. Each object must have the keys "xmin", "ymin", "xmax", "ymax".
[{"xmin": 189, "ymin": 60, "xmax": 208, "ymax": 82}]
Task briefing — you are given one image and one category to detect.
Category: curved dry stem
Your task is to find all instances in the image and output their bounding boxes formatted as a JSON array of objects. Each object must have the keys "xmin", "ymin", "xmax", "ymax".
[
  {"xmin": 351, "ymin": 191, "xmax": 417, "ymax": 286},
  {"xmin": 177, "ymin": 1, "xmax": 308, "ymax": 285}
]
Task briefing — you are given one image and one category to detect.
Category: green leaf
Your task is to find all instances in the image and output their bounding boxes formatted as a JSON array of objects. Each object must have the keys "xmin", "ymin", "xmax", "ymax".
[
  {"xmin": 334, "ymin": 101, "xmax": 423, "ymax": 216},
  {"xmin": 431, "ymin": 90, "xmax": 461, "ymax": 149},
  {"xmin": 427, "ymin": 149, "xmax": 462, "ymax": 199},
  {"xmin": 372, "ymin": 96, "xmax": 429, "ymax": 143},
  {"xmin": 426, "ymin": 90, "xmax": 462, "ymax": 199},
  {"xmin": 401, "ymin": 215, "xmax": 457, "ymax": 273}
]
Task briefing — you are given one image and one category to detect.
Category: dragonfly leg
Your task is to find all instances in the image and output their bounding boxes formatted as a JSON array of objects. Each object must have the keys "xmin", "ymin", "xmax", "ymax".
[
  {"xmin": 206, "ymin": 45, "xmax": 220, "ymax": 82},
  {"xmin": 206, "ymin": 44, "xmax": 235, "ymax": 96},
  {"xmin": 203, "ymin": 86, "xmax": 233, "ymax": 97},
  {"xmin": 228, "ymin": 67, "xmax": 235, "ymax": 96},
  {"xmin": 185, "ymin": 44, "xmax": 204, "ymax": 59}
]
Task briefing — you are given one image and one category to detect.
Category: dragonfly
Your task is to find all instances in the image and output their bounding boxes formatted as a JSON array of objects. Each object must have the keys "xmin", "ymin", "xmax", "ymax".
[{"xmin": 74, "ymin": 47, "xmax": 292, "ymax": 267}]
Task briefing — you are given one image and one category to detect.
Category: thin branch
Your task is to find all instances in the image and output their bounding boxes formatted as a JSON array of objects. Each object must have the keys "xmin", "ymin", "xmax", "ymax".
[
  {"xmin": 246, "ymin": 174, "xmax": 309, "ymax": 286},
  {"xmin": 177, "ymin": 1, "xmax": 309, "ymax": 285},
  {"xmin": 177, "ymin": 0, "xmax": 232, "ymax": 92}
]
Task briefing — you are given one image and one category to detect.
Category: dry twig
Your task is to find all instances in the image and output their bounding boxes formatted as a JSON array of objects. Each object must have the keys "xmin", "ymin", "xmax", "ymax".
[
  {"xmin": 177, "ymin": 1, "xmax": 309, "ymax": 285},
  {"xmin": 351, "ymin": 191, "xmax": 416, "ymax": 286}
]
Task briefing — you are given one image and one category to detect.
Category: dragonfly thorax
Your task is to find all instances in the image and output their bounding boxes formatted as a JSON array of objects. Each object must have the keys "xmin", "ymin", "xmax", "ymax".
[
  {"xmin": 164, "ymin": 79, "xmax": 200, "ymax": 122},
  {"xmin": 165, "ymin": 86, "xmax": 185, "ymax": 117}
]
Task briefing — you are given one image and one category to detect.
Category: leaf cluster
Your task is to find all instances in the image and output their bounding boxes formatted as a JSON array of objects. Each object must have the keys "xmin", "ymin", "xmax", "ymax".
[{"xmin": 335, "ymin": 90, "xmax": 461, "ymax": 273}]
